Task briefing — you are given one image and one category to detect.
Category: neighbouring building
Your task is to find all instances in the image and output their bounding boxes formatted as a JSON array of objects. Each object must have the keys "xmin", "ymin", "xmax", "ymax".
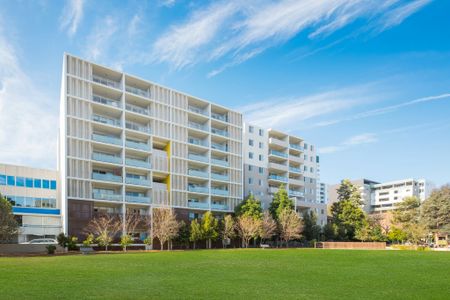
[
  {"xmin": 0, "ymin": 163, "xmax": 61, "ymax": 243},
  {"xmin": 243, "ymin": 123, "xmax": 327, "ymax": 226},
  {"xmin": 318, "ymin": 182, "xmax": 327, "ymax": 204},
  {"xmin": 59, "ymin": 54, "xmax": 243, "ymax": 240}
]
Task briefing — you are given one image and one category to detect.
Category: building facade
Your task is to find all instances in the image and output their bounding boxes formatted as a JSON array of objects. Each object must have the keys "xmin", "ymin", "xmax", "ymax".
[
  {"xmin": 318, "ymin": 182, "xmax": 327, "ymax": 204},
  {"xmin": 243, "ymin": 123, "xmax": 327, "ymax": 226},
  {"xmin": 0, "ymin": 163, "xmax": 61, "ymax": 243},
  {"xmin": 59, "ymin": 54, "xmax": 243, "ymax": 239}
]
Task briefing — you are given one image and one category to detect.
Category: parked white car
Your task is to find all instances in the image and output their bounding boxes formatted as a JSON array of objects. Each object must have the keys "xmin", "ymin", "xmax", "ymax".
[{"xmin": 22, "ymin": 239, "xmax": 58, "ymax": 245}]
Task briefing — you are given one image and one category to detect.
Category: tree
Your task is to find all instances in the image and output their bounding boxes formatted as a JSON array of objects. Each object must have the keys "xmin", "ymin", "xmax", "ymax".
[
  {"xmin": 278, "ymin": 208, "xmax": 302, "ymax": 247},
  {"xmin": 259, "ymin": 211, "xmax": 277, "ymax": 244},
  {"xmin": 387, "ymin": 227, "xmax": 408, "ymax": 244},
  {"xmin": 201, "ymin": 211, "xmax": 219, "ymax": 249},
  {"xmin": 235, "ymin": 194, "xmax": 263, "ymax": 220},
  {"xmin": 337, "ymin": 179, "xmax": 363, "ymax": 204},
  {"xmin": 269, "ymin": 185, "xmax": 294, "ymax": 220},
  {"xmin": 152, "ymin": 208, "xmax": 180, "ymax": 250},
  {"xmin": 322, "ymin": 223, "xmax": 338, "ymax": 241},
  {"xmin": 221, "ymin": 215, "xmax": 236, "ymax": 248},
  {"xmin": 237, "ymin": 215, "xmax": 261, "ymax": 248},
  {"xmin": 393, "ymin": 196, "xmax": 427, "ymax": 244},
  {"xmin": 421, "ymin": 185, "xmax": 450, "ymax": 234},
  {"xmin": 354, "ymin": 222, "xmax": 371, "ymax": 242},
  {"xmin": 189, "ymin": 219, "xmax": 203, "ymax": 249},
  {"xmin": 0, "ymin": 194, "xmax": 18, "ymax": 243},
  {"xmin": 122, "ymin": 211, "xmax": 145, "ymax": 237},
  {"xmin": 302, "ymin": 211, "xmax": 321, "ymax": 242},
  {"xmin": 120, "ymin": 234, "xmax": 133, "ymax": 252},
  {"xmin": 176, "ymin": 221, "xmax": 190, "ymax": 249},
  {"xmin": 85, "ymin": 214, "xmax": 121, "ymax": 251}
]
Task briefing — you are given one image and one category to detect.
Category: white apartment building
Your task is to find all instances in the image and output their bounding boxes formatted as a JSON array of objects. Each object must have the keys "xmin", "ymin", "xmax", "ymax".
[
  {"xmin": 0, "ymin": 163, "xmax": 61, "ymax": 243},
  {"xmin": 59, "ymin": 54, "xmax": 243, "ymax": 239},
  {"xmin": 318, "ymin": 182, "xmax": 327, "ymax": 204},
  {"xmin": 243, "ymin": 123, "xmax": 327, "ymax": 226}
]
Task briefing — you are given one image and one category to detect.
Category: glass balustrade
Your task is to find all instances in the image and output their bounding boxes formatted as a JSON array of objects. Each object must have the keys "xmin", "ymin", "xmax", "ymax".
[
  {"xmin": 188, "ymin": 138, "xmax": 207, "ymax": 147},
  {"xmin": 211, "ymin": 112, "xmax": 228, "ymax": 122},
  {"xmin": 211, "ymin": 203, "xmax": 228, "ymax": 210},
  {"xmin": 211, "ymin": 128, "xmax": 229, "ymax": 137},
  {"xmin": 188, "ymin": 169, "xmax": 209, "ymax": 178},
  {"xmin": 211, "ymin": 173, "xmax": 229, "ymax": 181},
  {"xmin": 125, "ymin": 195, "xmax": 151, "ymax": 204},
  {"xmin": 211, "ymin": 158, "xmax": 229, "ymax": 167},
  {"xmin": 126, "ymin": 122, "xmax": 151, "ymax": 134},
  {"xmin": 125, "ymin": 158, "xmax": 150, "ymax": 169},
  {"xmin": 188, "ymin": 201, "xmax": 209, "ymax": 209},
  {"xmin": 92, "ymin": 75, "xmax": 121, "ymax": 89},
  {"xmin": 92, "ymin": 152, "xmax": 122, "ymax": 164},
  {"xmin": 269, "ymin": 150, "xmax": 288, "ymax": 158},
  {"xmin": 92, "ymin": 172, "xmax": 122, "ymax": 183},
  {"xmin": 92, "ymin": 133, "xmax": 122, "ymax": 145},
  {"xmin": 289, "ymin": 167, "xmax": 302, "ymax": 173},
  {"xmin": 92, "ymin": 114, "xmax": 121, "ymax": 127},
  {"xmin": 125, "ymin": 140, "xmax": 150, "ymax": 151},
  {"xmin": 125, "ymin": 177, "xmax": 151, "ymax": 186},
  {"xmin": 126, "ymin": 103, "xmax": 149, "ymax": 115},
  {"xmin": 92, "ymin": 94, "xmax": 120, "ymax": 108},
  {"xmin": 188, "ymin": 186, "xmax": 209, "ymax": 194},
  {"xmin": 211, "ymin": 143, "xmax": 227, "ymax": 152},
  {"xmin": 92, "ymin": 192, "xmax": 122, "ymax": 201},
  {"xmin": 211, "ymin": 188, "xmax": 229, "ymax": 196},
  {"xmin": 290, "ymin": 144, "xmax": 302, "ymax": 150},
  {"xmin": 188, "ymin": 153, "xmax": 209, "ymax": 163},
  {"xmin": 125, "ymin": 85, "xmax": 149, "ymax": 98},
  {"xmin": 188, "ymin": 121, "xmax": 208, "ymax": 131},
  {"xmin": 188, "ymin": 105, "xmax": 208, "ymax": 116},
  {"xmin": 268, "ymin": 174, "xmax": 288, "ymax": 182}
]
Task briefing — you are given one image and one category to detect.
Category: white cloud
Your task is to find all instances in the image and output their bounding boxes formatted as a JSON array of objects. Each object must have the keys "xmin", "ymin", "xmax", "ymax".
[
  {"xmin": 320, "ymin": 133, "xmax": 378, "ymax": 154},
  {"xmin": 59, "ymin": 0, "xmax": 85, "ymax": 37},
  {"xmin": 83, "ymin": 16, "xmax": 118, "ymax": 61},
  {"xmin": 0, "ymin": 27, "xmax": 58, "ymax": 169},
  {"xmin": 375, "ymin": 0, "xmax": 432, "ymax": 32},
  {"xmin": 159, "ymin": 0, "xmax": 177, "ymax": 7}
]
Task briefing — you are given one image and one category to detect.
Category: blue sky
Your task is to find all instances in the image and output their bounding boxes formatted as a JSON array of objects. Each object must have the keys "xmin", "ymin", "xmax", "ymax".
[{"xmin": 0, "ymin": 0, "xmax": 449, "ymax": 186}]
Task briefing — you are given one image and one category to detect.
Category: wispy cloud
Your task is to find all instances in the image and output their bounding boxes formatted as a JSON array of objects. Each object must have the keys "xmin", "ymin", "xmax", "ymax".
[
  {"xmin": 83, "ymin": 16, "xmax": 118, "ymax": 62},
  {"xmin": 313, "ymin": 92, "xmax": 450, "ymax": 128},
  {"xmin": 59, "ymin": 0, "xmax": 85, "ymax": 37},
  {"xmin": 320, "ymin": 133, "xmax": 378, "ymax": 154}
]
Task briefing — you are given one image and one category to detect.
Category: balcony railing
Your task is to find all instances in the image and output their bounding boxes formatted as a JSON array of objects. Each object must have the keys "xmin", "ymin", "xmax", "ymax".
[
  {"xmin": 125, "ymin": 177, "xmax": 151, "ymax": 187},
  {"xmin": 289, "ymin": 167, "xmax": 302, "ymax": 173},
  {"xmin": 290, "ymin": 144, "xmax": 302, "ymax": 150},
  {"xmin": 92, "ymin": 75, "xmax": 121, "ymax": 89},
  {"xmin": 211, "ymin": 188, "xmax": 229, "ymax": 196},
  {"xmin": 125, "ymin": 85, "xmax": 149, "ymax": 98},
  {"xmin": 269, "ymin": 149, "xmax": 288, "ymax": 158},
  {"xmin": 211, "ymin": 142, "xmax": 227, "ymax": 152},
  {"xmin": 211, "ymin": 127, "xmax": 229, "ymax": 137},
  {"xmin": 188, "ymin": 201, "xmax": 209, "ymax": 209},
  {"xmin": 188, "ymin": 121, "xmax": 208, "ymax": 131},
  {"xmin": 188, "ymin": 138, "xmax": 208, "ymax": 147},
  {"xmin": 125, "ymin": 158, "xmax": 150, "ymax": 169},
  {"xmin": 211, "ymin": 112, "xmax": 228, "ymax": 122},
  {"xmin": 92, "ymin": 94, "xmax": 120, "ymax": 108},
  {"xmin": 211, "ymin": 203, "xmax": 229, "ymax": 210},
  {"xmin": 188, "ymin": 153, "xmax": 209, "ymax": 163},
  {"xmin": 268, "ymin": 174, "xmax": 288, "ymax": 182},
  {"xmin": 92, "ymin": 133, "xmax": 122, "ymax": 146},
  {"xmin": 211, "ymin": 158, "xmax": 229, "ymax": 167},
  {"xmin": 289, "ymin": 190, "xmax": 304, "ymax": 197},
  {"xmin": 125, "ymin": 195, "xmax": 151, "ymax": 204},
  {"xmin": 92, "ymin": 172, "xmax": 122, "ymax": 183},
  {"xmin": 92, "ymin": 115, "xmax": 121, "ymax": 127},
  {"xmin": 126, "ymin": 103, "xmax": 150, "ymax": 116},
  {"xmin": 188, "ymin": 169, "xmax": 209, "ymax": 178},
  {"xmin": 188, "ymin": 105, "xmax": 208, "ymax": 116},
  {"xmin": 211, "ymin": 173, "xmax": 229, "ymax": 181},
  {"xmin": 125, "ymin": 140, "xmax": 150, "ymax": 151},
  {"xmin": 92, "ymin": 192, "xmax": 122, "ymax": 202},
  {"xmin": 188, "ymin": 186, "xmax": 209, "ymax": 194},
  {"xmin": 126, "ymin": 122, "xmax": 151, "ymax": 134},
  {"xmin": 92, "ymin": 152, "xmax": 122, "ymax": 164}
]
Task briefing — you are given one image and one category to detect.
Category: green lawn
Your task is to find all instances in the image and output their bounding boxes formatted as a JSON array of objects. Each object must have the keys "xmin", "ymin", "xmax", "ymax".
[{"xmin": 1, "ymin": 249, "xmax": 449, "ymax": 299}]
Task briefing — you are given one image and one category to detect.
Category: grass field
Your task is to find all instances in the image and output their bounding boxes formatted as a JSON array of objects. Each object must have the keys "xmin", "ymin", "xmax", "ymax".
[{"xmin": 1, "ymin": 249, "xmax": 449, "ymax": 299}]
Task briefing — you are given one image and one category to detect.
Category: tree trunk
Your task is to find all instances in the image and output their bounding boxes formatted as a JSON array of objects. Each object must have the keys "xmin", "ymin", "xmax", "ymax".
[
  {"xmin": 160, "ymin": 240, "xmax": 164, "ymax": 251},
  {"xmin": 193, "ymin": 241, "xmax": 196, "ymax": 249}
]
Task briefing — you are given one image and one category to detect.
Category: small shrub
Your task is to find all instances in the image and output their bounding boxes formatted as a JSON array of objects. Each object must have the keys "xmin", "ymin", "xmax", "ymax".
[
  {"xmin": 82, "ymin": 234, "xmax": 94, "ymax": 247},
  {"xmin": 120, "ymin": 235, "xmax": 133, "ymax": 251},
  {"xmin": 46, "ymin": 245, "xmax": 56, "ymax": 255},
  {"xmin": 143, "ymin": 237, "xmax": 152, "ymax": 245}
]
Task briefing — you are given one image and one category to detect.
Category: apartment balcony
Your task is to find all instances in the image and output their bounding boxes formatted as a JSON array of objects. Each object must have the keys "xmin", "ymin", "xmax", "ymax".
[
  {"xmin": 268, "ymin": 186, "xmax": 279, "ymax": 194},
  {"xmin": 211, "ymin": 127, "xmax": 229, "ymax": 137},
  {"xmin": 268, "ymin": 162, "xmax": 288, "ymax": 172},
  {"xmin": 125, "ymin": 158, "xmax": 150, "ymax": 169},
  {"xmin": 188, "ymin": 201, "xmax": 209, "ymax": 209},
  {"xmin": 211, "ymin": 188, "xmax": 229, "ymax": 196},
  {"xmin": 211, "ymin": 158, "xmax": 229, "ymax": 167},
  {"xmin": 188, "ymin": 105, "xmax": 208, "ymax": 116},
  {"xmin": 268, "ymin": 174, "xmax": 288, "ymax": 183},
  {"xmin": 289, "ymin": 166, "xmax": 302, "ymax": 173},
  {"xmin": 92, "ymin": 133, "xmax": 122, "ymax": 146},
  {"xmin": 290, "ymin": 144, "xmax": 302, "ymax": 151},
  {"xmin": 211, "ymin": 112, "xmax": 228, "ymax": 122},
  {"xmin": 269, "ymin": 137, "xmax": 288, "ymax": 148},
  {"xmin": 289, "ymin": 190, "xmax": 304, "ymax": 197},
  {"xmin": 125, "ymin": 177, "xmax": 151, "ymax": 187},
  {"xmin": 92, "ymin": 75, "xmax": 121, "ymax": 89},
  {"xmin": 269, "ymin": 149, "xmax": 288, "ymax": 158},
  {"xmin": 125, "ymin": 195, "xmax": 151, "ymax": 204},
  {"xmin": 188, "ymin": 153, "xmax": 209, "ymax": 163},
  {"xmin": 125, "ymin": 140, "xmax": 150, "ymax": 151},
  {"xmin": 125, "ymin": 85, "xmax": 149, "ymax": 98},
  {"xmin": 289, "ymin": 155, "xmax": 302, "ymax": 163},
  {"xmin": 92, "ymin": 94, "xmax": 121, "ymax": 108},
  {"xmin": 92, "ymin": 152, "xmax": 122, "ymax": 164},
  {"xmin": 188, "ymin": 137, "xmax": 208, "ymax": 147},
  {"xmin": 92, "ymin": 192, "xmax": 122, "ymax": 202},
  {"xmin": 92, "ymin": 115, "xmax": 121, "ymax": 127},
  {"xmin": 211, "ymin": 142, "xmax": 227, "ymax": 152},
  {"xmin": 188, "ymin": 186, "xmax": 209, "ymax": 194},
  {"xmin": 188, "ymin": 169, "xmax": 209, "ymax": 178},
  {"xmin": 126, "ymin": 103, "xmax": 150, "ymax": 116},
  {"xmin": 211, "ymin": 203, "xmax": 229, "ymax": 211},
  {"xmin": 126, "ymin": 122, "xmax": 151, "ymax": 134},
  {"xmin": 211, "ymin": 173, "xmax": 229, "ymax": 181},
  {"xmin": 289, "ymin": 177, "xmax": 303, "ymax": 186},
  {"xmin": 188, "ymin": 121, "xmax": 208, "ymax": 131},
  {"xmin": 92, "ymin": 172, "xmax": 122, "ymax": 183}
]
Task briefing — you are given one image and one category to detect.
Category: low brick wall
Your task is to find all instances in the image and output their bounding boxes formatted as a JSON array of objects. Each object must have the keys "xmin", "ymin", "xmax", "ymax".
[
  {"xmin": 0, "ymin": 244, "xmax": 65, "ymax": 255},
  {"xmin": 315, "ymin": 242, "xmax": 386, "ymax": 250}
]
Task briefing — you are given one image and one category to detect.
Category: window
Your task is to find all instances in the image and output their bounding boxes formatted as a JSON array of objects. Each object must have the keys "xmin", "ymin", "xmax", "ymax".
[
  {"xmin": 310, "ymin": 167, "xmax": 314, "ymax": 173},
  {"xmin": 310, "ymin": 145, "xmax": 314, "ymax": 151},
  {"xmin": 50, "ymin": 180, "xmax": 57, "ymax": 190},
  {"xmin": 16, "ymin": 177, "xmax": 25, "ymax": 187},
  {"xmin": 259, "ymin": 142, "xmax": 263, "ymax": 149},
  {"xmin": 249, "ymin": 139, "xmax": 254, "ymax": 146},
  {"xmin": 34, "ymin": 179, "xmax": 42, "ymax": 188},
  {"xmin": 259, "ymin": 167, "xmax": 264, "ymax": 174},
  {"xmin": 0, "ymin": 174, "xmax": 5, "ymax": 185},
  {"xmin": 249, "ymin": 152, "xmax": 254, "ymax": 159},
  {"xmin": 25, "ymin": 178, "xmax": 33, "ymax": 188},
  {"xmin": 43, "ymin": 180, "xmax": 50, "ymax": 189},
  {"xmin": 304, "ymin": 143, "xmax": 308, "ymax": 150},
  {"xmin": 258, "ymin": 179, "xmax": 263, "ymax": 186},
  {"xmin": 259, "ymin": 129, "xmax": 263, "ymax": 136},
  {"xmin": 304, "ymin": 154, "xmax": 308, "ymax": 160},
  {"xmin": 259, "ymin": 154, "xmax": 263, "ymax": 161},
  {"xmin": 248, "ymin": 165, "xmax": 253, "ymax": 171},
  {"xmin": 304, "ymin": 166, "xmax": 307, "ymax": 171},
  {"xmin": 248, "ymin": 178, "xmax": 253, "ymax": 184},
  {"xmin": 249, "ymin": 126, "xmax": 254, "ymax": 133},
  {"xmin": 7, "ymin": 176, "xmax": 15, "ymax": 186}
]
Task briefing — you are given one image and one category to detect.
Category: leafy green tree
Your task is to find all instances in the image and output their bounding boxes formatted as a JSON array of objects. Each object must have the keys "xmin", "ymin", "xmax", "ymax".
[
  {"xmin": 0, "ymin": 194, "xmax": 18, "ymax": 243},
  {"xmin": 387, "ymin": 227, "xmax": 408, "ymax": 244},
  {"xmin": 278, "ymin": 208, "xmax": 302, "ymax": 247},
  {"xmin": 120, "ymin": 234, "xmax": 133, "ymax": 252},
  {"xmin": 201, "ymin": 211, "xmax": 219, "ymax": 248},
  {"xmin": 235, "ymin": 194, "xmax": 263, "ymax": 220},
  {"xmin": 336, "ymin": 179, "xmax": 363, "ymax": 204},
  {"xmin": 189, "ymin": 219, "xmax": 203, "ymax": 249},
  {"xmin": 176, "ymin": 221, "xmax": 191, "ymax": 249},
  {"xmin": 322, "ymin": 223, "xmax": 338, "ymax": 241},
  {"xmin": 221, "ymin": 215, "xmax": 236, "ymax": 248},
  {"xmin": 393, "ymin": 196, "xmax": 427, "ymax": 244},
  {"xmin": 302, "ymin": 211, "xmax": 321, "ymax": 242},
  {"xmin": 421, "ymin": 185, "xmax": 450, "ymax": 234},
  {"xmin": 269, "ymin": 185, "xmax": 294, "ymax": 220}
]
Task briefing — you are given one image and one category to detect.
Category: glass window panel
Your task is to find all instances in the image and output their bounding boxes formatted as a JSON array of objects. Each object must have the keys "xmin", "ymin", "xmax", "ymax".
[
  {"xmin": 50, "ymin": 180, "xmax": 57, "ymax": 190},
  {"xmin": 34, "ymin": 179, "xmax": 42, "ymax": 188},
  {"xmin": 26, "ymin": 178, "xmax": 33, "ymax": 188},
  {"xmin": 16, "ymin": 177, "xmax": 25, "ymax": 187},
  {"xmin": 43, "ymin": 180, "xmax": 50, "ymax": 189},
  {"xmin": 7, "ymin": 176, "xmax": 15, "ymax": 186},
  {"xmin": 0, "ymin": 174, "xmax": 6, "ymax": 185}
]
